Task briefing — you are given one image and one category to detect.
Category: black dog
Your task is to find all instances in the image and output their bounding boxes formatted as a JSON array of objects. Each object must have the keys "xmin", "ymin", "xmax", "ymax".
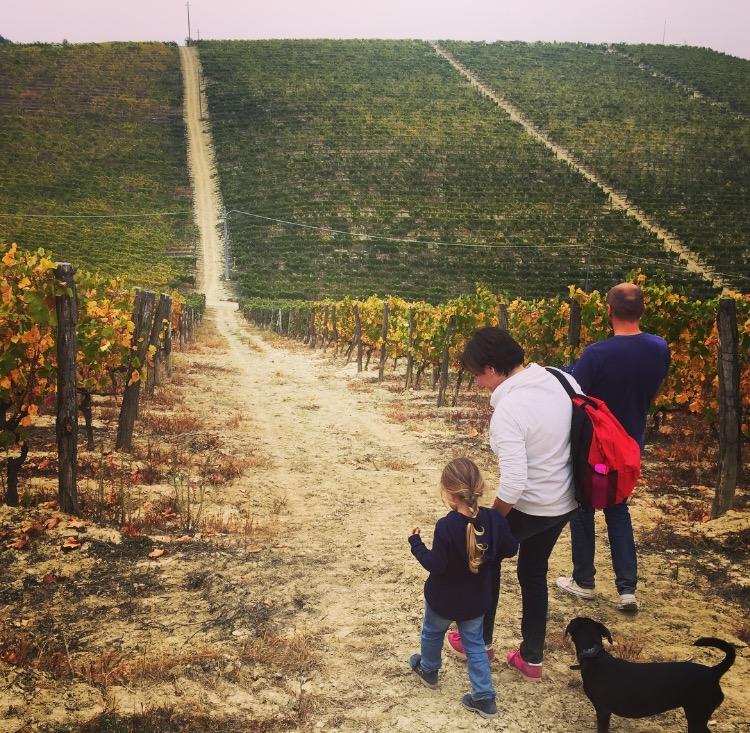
[{"xmin": 564, "ymin": 617, "xmax": 735, "ymax": 733}]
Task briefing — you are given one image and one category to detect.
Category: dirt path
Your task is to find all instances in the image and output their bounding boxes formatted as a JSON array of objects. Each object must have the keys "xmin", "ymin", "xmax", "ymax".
[{"xmin": 429, "ymin": 42, "xmax": 727, "ymax": 293}]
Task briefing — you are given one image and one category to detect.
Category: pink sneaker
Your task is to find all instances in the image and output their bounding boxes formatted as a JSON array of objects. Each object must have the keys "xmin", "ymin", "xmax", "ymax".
[
  {"xmin": 506, "ymin": 648, "xmax": 542, "ymax": 682},
  {"xmin": 446, "ymin": 631, "xmax": 495, "ymax": 661}
]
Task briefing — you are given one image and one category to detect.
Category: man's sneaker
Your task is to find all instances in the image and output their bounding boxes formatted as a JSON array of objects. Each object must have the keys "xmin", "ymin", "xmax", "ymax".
[
  {"xmin": 617, "ymin": 593, "xmax": 639, "ymax": 613},
  {"xmin": 555, "ymin": 576, "xmax": 596, "ymax": 600},
  {"xmin": 409, "ymin": 654, "xmax": 438, "ymax": 689},
  {"xmin": 461, "ymin": 694, "xmax": 498, "ymax": 719},
  {"xmin": 506, "ymin": 648, "xmax": 543, "ymax": 682},
  {"xmin": 446, "ymin": 630, "xmax": 495, "ymax": 661}
]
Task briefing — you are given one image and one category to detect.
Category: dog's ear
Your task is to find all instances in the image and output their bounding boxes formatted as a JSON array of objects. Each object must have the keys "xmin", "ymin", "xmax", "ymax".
[
  {"xmin": 596, "ymin": 621, "xmax": 613, "ymax": 644},
  {"xmin": 563, "ymin": 618, "xmax": 576, "ymax": 640}
]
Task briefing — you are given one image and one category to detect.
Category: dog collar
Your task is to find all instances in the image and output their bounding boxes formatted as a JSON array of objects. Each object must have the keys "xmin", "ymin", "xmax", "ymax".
[{"xmin": 577, "ymin": 643, "xmax": 604, "ymax": 660}]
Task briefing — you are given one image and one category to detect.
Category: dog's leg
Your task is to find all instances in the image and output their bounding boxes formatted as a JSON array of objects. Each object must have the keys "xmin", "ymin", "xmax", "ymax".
[
  {"xmin": 595, "ymin": 707, "xmax": 611, "ymax": 733},
  {"xmin": 685, "ymin": 690, "xmax": 724, "ymax": 733}
]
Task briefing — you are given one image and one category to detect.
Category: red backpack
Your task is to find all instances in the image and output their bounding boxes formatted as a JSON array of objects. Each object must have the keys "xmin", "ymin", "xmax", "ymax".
[{"xmin": 546, "ymin": 368, "xmax": 641, "ymax": 509}]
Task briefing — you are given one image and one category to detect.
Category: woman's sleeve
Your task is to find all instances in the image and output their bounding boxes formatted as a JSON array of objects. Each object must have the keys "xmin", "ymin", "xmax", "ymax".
[
  {"xmin": 408, "ymin": 521, "xmax": 450, "ymax": 574},
  {"xmin": 493, "ymin": 409, "xmax": 528, "ymax": 506}
]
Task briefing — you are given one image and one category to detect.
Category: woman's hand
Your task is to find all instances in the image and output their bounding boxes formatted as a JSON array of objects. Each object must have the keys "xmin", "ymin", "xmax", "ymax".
[{"xmin": 409, "ymin": 527, "xmax": 421, "ymax": 538}]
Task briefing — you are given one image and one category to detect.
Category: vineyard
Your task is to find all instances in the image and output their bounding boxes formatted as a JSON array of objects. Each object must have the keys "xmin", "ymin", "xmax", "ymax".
[
  {"xmin": 0, "ymin": 42, "xmax": 197, "ymax": 289},
  {"xmin": 1, "ymin": 36, "xmax": 750, "ymax": 732},
  {"xmin": 616, "ymin": 44, "xmax": 750, "ymax": 117},
  {"xmin": 240, "ymin": 279, "xmax": 750, "ymax": 430},
  {"xmin": 444, "ymin": 42, "xmax": 750, "ymax": 288},
  {"xmin": 198, "ymin": 40, "xmax": 710, "ymax": 302},
  {"xmin": 0, "ymin": 242, "xmax": 204, "ymax": 506}
]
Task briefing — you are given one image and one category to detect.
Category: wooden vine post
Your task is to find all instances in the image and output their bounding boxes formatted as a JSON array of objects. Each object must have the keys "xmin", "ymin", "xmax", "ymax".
[
  {"xmin": 148, "ymin": 294, "xmax": 172, "ymax": 395},
  {"xmin": 378, "ymin": 300, "xmax": 389, "ymax": 383},
  {"xmin": 437, "ymin": 316, "xmax": 456, "ymax": 408},
  {"xmin": 116, "ymin": 290, "xmax": 156, "ymax": 451},
  {"xmin": 55, "ymin": 264, "xmax": 80, "ymax": 515},
  {"xmin": 322, "ymin": 306, "xmax": 329, "ymax": 350},
  {"xmin": 713, "ymin": 298, "xmax": 741, "ymax": 518},
  {"xmin": 309, "ymin": 309, "xmax": 317, "ymax": 349},
  {"xmin": 405, "ymin": 308, "xmax": 416, "ymax": 389},
  {"xmin": 566, "ymin": 299, "xmax": 581, "ymax": 367},
  {"xmin": 354, "ymin": 305, "xmax": 363, "ymax": 372},
  {"xmin": 498, "ymin": 303, "xmax": 508, "ymax": 330},
  {"xmin": 331, "ymin": 305, "xmax": 338, "ymax": 357}
]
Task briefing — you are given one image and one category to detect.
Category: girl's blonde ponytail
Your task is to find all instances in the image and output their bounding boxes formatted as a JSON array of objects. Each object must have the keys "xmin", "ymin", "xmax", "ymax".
[{"xmin": 440, "ymin": 458, "xmax": 489, "ymax": 574}]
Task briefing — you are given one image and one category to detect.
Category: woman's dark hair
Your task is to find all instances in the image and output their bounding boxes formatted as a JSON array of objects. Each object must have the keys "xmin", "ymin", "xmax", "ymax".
[{"xmin": 460, "ymin": 327, "xmax": 525, "ymax": 376}]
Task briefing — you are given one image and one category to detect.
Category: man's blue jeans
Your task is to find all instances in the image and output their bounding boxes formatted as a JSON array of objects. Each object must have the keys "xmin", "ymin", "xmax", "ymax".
[
  {"xmin": 569, "ymin": 502, "xmax": 637, "ymax": 595},
  {"xmin": 419, "ymin": 603, "xmax": 495, "ymax": 701}
]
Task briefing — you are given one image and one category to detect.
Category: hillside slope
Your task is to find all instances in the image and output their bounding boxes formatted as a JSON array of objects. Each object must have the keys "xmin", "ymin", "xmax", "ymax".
[
  {"xmin": 0, "ymin": 42, "xmax": 196, "ymax": 288},
  {"xmin": 198, "ymin": 40, "xmax": 708, "ymax": 302},
  {"xmin": 445, "ymin": 42, "xmax": 750, "ymax": 290}
]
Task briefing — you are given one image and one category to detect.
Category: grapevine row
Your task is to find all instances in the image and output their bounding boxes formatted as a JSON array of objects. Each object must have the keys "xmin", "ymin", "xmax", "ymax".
[
  {"xmin": 240, "ymin": 280, "xmax": 749, "ymax": 429},
  {"xmin": 0, "ymin": 243, "xmax": 205, "ymax": 506}
]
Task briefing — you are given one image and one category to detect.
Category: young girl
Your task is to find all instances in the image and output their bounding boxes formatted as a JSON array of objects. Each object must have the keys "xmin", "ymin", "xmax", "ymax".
[{"xmin": 408, "ymin": 458, "xmax": 518, "ymax": 719}]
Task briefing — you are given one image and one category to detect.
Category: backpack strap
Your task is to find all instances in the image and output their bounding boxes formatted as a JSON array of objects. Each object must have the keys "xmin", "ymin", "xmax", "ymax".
[{"xmin": 545, "ymin": 367, "xmax": 578, "ymax": 399}]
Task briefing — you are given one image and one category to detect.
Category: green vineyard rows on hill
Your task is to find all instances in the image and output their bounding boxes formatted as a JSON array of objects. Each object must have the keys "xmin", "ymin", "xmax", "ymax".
[
  {"xmin": 617, "ymin": 44, "xmax": 750, "ymax": 117},
  {"xmin": 444, "ymin": 41, "xmax": 750, "ymax": 289},
  {"xmin": 0, "ymin": 42, "xmax": 197, "ymax": 289},
  {"xmin": 198, "ymin": 40, "xmax": 707, "ymax": 303}
]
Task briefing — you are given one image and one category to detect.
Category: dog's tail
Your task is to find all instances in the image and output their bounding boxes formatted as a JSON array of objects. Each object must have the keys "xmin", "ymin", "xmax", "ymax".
[{"xmin": 694, "ymin": 638, "xmax": 736, "ymax": 678}]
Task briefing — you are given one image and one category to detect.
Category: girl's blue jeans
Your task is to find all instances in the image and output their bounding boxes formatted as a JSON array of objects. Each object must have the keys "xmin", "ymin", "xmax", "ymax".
[{"xmin": 419, "ymin": 603, "xmax": 495, "ymax": 701}]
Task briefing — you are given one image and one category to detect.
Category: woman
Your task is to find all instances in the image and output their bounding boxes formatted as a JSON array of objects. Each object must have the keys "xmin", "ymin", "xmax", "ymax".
[{"xmin": 446, "ymin": 327, "xmax": 579, "ymax": 681}]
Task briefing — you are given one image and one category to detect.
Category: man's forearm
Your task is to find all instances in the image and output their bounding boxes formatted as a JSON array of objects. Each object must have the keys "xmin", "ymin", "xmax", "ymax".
[{"xmin": 493, "ymin": 497, "xmax": 514, "ymax": 517}]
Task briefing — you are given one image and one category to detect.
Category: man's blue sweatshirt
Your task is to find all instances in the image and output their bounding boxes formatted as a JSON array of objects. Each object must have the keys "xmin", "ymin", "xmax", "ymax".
[{"xmin": 408, "ymin": 507, "xmax": 518, "ymax": 621}]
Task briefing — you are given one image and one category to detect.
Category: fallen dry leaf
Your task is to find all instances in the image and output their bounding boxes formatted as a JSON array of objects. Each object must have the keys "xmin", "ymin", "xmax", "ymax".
[
  {"xmin": 172, "ymin": 535, "xmax": 192, "ymax": 544},
  {"xmin": 67, "ymin": 519, "xmax": 87, "ymax": 531},
  {"xmin": 8, "ymin": 538, "xmax": 28, "ymax": 550},
  {"xmin": 148, "ymin": 548, "xmax": 166, "ymax": 559},
  {"xmin": 248, "ymin": 546, "xmax": 262, "ymax": 554},
  {"xmin": 240, "ymin": 573, "xmax": 253, "ymax": 583},
  {"xmin": 44, "ymin": 517, "xmax": 61, "ymax": 530},
  {"xmin": 39, "ymin": 500, "xmax": 57, "ymax": 509},
  {"xmin": 21, "ymin": 522, "xmax": 44, "ymax": 537},
  {"xmin": 61, "ymin": 537, "xmax": 81, "ymax": 552},
  {"xmin": 41, "ymin": 573, "xmax": 57, "ymax": 585}
]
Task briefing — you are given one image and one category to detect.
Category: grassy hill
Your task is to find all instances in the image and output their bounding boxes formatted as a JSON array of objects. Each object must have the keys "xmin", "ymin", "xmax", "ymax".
[
  {"xmin": 0, "ymin": 42, "xmax": 196, "ymax": 288},
  {"xmin": 445, "ymin": 41, "xmax": 750, "ymax": 290},
  {"xmin": 199, "ymin": 40, "xmax": 709, "ymax": 302}
]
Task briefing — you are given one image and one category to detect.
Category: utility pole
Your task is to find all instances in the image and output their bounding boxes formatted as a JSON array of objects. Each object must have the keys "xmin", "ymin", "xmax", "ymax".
[
  {"xmin": 223, "ymin": 208, "xmax": 231, "ymax": 281},
  {"xmin": 186, "ymin": 2, "xmax": 192, "ymax": 46},
  {"xmin": 662, "ymin": 19, "xmax": 667, "ymax": 44}
]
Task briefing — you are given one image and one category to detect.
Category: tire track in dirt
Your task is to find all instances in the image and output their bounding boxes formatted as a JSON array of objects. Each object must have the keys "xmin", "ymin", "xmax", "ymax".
[
  {"xmin": 180, "ymin": 44, "xmax": 748, "ymax": 732},
  {"xmin": 429, "ymin": 42, "xmax": 728, "ymax": 292}
]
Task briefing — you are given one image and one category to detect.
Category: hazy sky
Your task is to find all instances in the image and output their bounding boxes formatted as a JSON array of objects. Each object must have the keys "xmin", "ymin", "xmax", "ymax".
[{"xmin": 3, "ymin": 1, "xmax": 750, "ymax": 59}]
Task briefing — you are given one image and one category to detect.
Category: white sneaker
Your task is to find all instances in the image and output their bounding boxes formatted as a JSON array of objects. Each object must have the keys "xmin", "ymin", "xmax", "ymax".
[
  {"xmin": 617, "ymin": 593, "xmax": 639, "ymax": 613},
  {"xmin": 555, "ymin": 576, "xmax": 595, "ymax": 600}
]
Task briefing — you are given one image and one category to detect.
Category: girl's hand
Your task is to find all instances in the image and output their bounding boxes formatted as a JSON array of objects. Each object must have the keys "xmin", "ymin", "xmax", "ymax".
[{"xmin": 410, "ymin": 527, "xmax": 421, "ymax": 537}]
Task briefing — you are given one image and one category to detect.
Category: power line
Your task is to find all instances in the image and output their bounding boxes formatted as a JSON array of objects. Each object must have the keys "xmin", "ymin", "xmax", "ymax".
[{"xmin": 227, "ymin": 208, "xmax": 587, "ymax": 250}]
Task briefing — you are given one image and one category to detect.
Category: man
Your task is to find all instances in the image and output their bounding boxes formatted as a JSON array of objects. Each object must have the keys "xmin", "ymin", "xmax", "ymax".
[
  {"xmin": 447, "ymin": 327, "xmax": 580, "ymax": 681},
  {"xmin": 556, "ymin": 282, "xmax": 670, "ymax": 612}
]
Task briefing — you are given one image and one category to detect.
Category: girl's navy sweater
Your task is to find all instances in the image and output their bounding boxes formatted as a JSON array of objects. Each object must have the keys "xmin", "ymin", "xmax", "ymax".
[{"xmin": 408, "ymin": 507, "xmax": 518, "ymax": 621}]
